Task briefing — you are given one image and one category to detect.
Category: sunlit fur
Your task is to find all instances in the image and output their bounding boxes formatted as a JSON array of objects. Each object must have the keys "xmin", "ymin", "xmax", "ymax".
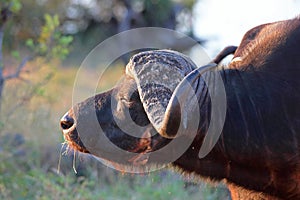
[{"xmin": 61, "ymin": 17, "xmax": 300, "ymax": 200}]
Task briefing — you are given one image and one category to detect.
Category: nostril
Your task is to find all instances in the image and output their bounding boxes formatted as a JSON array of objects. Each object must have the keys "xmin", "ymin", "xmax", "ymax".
[{"xmin": 60, "ymin": 113, "xmax": 74, "ymax": 130}]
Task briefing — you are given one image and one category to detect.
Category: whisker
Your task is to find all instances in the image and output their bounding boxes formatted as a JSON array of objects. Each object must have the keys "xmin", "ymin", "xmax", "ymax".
[
  {"xmin": 63, "ymin": 144, "xmax": 70, "ymax": 155},
  {"xmin": 57, "ymin": 142, "xmax": 67, "ymax": 174},
  {"xmin": 73, "ymin": 150, "xmax": 78, "ymax": 174}
]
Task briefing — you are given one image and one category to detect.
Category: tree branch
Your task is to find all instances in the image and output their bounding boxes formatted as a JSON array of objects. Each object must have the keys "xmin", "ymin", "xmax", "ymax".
[{"xmin": 4, "ymin": 56, "xmax": 32, "ymax": 80}]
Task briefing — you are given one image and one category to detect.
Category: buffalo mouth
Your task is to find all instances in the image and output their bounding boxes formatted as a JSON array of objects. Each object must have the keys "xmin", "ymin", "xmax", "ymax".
[
  {"xmin": 62, "ymin": 127, "xmax": 90, "ymax": 154},
  {"xmin": 62, "ymin": 125, "xmax": 170, "ymax": 167}
]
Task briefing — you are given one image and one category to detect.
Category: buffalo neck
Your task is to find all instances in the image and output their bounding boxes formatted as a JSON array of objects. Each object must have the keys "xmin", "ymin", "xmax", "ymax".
[{"xmin": 173, "ymin": 67, "xmax": 300, "ymax": 198}]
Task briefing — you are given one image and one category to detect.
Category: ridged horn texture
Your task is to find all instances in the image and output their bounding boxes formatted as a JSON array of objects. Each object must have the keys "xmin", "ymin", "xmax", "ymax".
[
  {"xmin": 126, "ymin": 50, "xmax": 196, "ymax": 137},
  {"xmin": 159, "ymin": 63, "xmax": 218, "ymax": 138}
]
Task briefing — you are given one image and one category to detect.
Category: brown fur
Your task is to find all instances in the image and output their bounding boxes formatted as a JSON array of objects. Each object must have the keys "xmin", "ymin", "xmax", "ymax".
[{"xmin": 61, "ymin": 17, "xmax": 300, "ymax": 199}]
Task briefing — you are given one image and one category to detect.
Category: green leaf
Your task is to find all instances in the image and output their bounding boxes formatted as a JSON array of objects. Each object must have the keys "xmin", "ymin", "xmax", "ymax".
[
  {"xmin": 35, "ymin": 88, "xmax": 45, "ymax": 96},
  {"xmin": 25, "ymin": 39, "xmax": 34, "ymax": 49},
  {"xmin": 11, "ymin": 50, "xmax": 20, "ymax": 59},
  {"xmin": 10, "ymin": 0, "xmax": 22, "ymax": 13},
  {"xmin": 59, "ymin": 36, "xmax": 73, "ymax": 46},
  {"xmin": 23, "ymin": 13, "xmax": 72, "ymax": 61},
  {"xmin": 53, "ymin": 14, "xmax": 60, "ymax": 27},
  {"xmin": 44, "ymin": 13, "xmax": 57, "ymax": 31}
]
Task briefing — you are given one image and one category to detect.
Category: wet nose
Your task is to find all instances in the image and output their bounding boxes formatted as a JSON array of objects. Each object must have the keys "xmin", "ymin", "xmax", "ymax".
[{"xmin": 60, "ymin": 112, "xmax": 75, "ymax": 130}]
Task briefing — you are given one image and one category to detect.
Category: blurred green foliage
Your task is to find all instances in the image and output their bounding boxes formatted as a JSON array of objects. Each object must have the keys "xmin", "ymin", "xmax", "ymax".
[
  {"xmin": 0, "ymin": 63, "xmax": 230, "ymax": 200},
  {"xmin": 0, "ymin": 143, "xmax": 230, "ymax": 200},
  {"xmin": 25, "ymin": 14, "xmax": 73, "ymax": 60},
  {"xmin": 0, "ymin": 0, "xmax": 73, "ymax": 114},
  {"xmin": 1, "ymin": 0, "xmax": 198, "ymax": 64},
  {"xmin": 0, "ymin": 1, "xmax": 231, "ymax": 200},
  {"xmin": 0, "ymin": 0, "xmax": 22, "ymax": 14}
]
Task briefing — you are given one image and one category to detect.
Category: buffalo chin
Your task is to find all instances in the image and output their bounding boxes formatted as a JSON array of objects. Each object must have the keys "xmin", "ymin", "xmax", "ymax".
[
  {"xmin": 63, "ymin": 127, "xmax": 172, "ymax": 172},
  {"xmin": 63, "ymin": 128, "xmax": 90, "ymax": 153}
]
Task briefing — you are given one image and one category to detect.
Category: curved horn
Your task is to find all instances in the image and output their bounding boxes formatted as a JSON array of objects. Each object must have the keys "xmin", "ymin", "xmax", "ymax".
[
  {"xmin": 126, "ymin": 50, "xmax": 196, "ymax": 136},
  {"xmin": 212, "ymin": 45, "xmax": 237, "ymax": 64},
  {"xmin": 158, "ymin": 63, "xmax": 218, "ymax": 138}
]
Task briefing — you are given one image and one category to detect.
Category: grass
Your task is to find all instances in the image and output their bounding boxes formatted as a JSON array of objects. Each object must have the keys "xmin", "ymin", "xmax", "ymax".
[
  {"xmin": 0, "ymin": 147, "xmax": 229, "ymax": 200},
  {"xmin": 0, "ymin": 63, "xmax": 231, "ymax": 200}
]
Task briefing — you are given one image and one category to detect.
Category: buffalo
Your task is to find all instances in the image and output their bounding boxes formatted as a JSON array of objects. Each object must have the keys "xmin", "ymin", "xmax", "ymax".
[{"xmin": 60, "ymin": 17, "xmax": 300, "ymax": 199}]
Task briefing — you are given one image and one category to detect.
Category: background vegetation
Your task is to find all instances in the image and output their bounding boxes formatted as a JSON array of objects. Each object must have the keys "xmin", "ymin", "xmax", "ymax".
[{"xmin": 0, "ymin": 0, "xmax": 230, "ymax": 199}]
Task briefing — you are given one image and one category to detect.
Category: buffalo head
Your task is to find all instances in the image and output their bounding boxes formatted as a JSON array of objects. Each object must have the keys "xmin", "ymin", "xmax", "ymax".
[{"xmin": 60, "ymin": 18, "xmax": 300, "ymax": 199}]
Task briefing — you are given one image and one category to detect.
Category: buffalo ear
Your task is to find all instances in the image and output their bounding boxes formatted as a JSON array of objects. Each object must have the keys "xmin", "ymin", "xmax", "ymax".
[{"xmin": 125, "ymin": 50, "xmax": 196, "ymax": 138}]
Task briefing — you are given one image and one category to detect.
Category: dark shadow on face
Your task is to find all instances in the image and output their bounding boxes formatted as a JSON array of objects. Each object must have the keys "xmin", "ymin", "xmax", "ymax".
[{"xmin": 61, "ymin": 75, "xmax": 171, "ymax": 166}]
